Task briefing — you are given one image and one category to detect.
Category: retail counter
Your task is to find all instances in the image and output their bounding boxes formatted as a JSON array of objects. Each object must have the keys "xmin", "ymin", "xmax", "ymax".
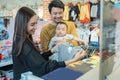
[
  {"xmin": 41, "ymin": 55, "xmax": 100, "ymax": 80},
  {"xmin": 20, "ymin": 53, "xmax": 118, "ymax": 80},
  {"xmin": 67, "ymin": 55, "xmax": 100, "ymax": 73},
  {"xmin": 20, "ymin": 55, "xmax": 100, "ymax": 80},
  {"xmin": 76, "ymin": 65, "xmax": 99, "ymax": 80},
  {"xmin": 76, "ymin": 54, "xmax": 116, "ymax": 80}
]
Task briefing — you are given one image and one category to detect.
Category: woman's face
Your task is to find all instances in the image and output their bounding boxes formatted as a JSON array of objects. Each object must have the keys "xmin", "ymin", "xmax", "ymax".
[
  {"xmin": 27, "ymin": 15, "xmax": 38, "ymax": 35},
  {"xmin": 55, "ymin": 24, "xmax": 67, "ymax": 37},
  {"xmin": 50, "ymin": 7, "xmax": 64, "ymax": 23}
]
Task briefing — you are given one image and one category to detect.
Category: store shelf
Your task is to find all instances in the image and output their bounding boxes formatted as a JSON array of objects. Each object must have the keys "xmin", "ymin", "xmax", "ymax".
[{"xmin": 0, "ymin": 58, "xmax": 13, "ymax": 67}]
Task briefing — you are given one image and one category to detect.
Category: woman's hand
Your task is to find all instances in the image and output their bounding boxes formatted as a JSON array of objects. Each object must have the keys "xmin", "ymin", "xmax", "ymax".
[
  {"xmin": 73, "ymin": 49, "xmax": 85, "ymax": 61},
  {"xmin": 65, "ymin": 49, "xmax": 85, "ymax": 66},
  {"xmin": 50, "ymin": 45, "xmax": 58, "ymax": 53}
]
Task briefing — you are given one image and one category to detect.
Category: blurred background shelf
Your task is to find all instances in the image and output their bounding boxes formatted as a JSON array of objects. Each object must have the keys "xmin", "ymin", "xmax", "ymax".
[{"xmin": 0, "ymin": 58, "xmax": 13, "ymax": 67}]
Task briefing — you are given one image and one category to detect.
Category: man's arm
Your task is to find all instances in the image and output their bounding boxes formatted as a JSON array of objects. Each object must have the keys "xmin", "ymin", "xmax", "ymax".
[
  {"xmin": 40, "ymin": 27, "xmax": 50, "ymax": 52},
  {"xmin": 65, "ymin": 21, "xmax": 79, "ymax": 46}
]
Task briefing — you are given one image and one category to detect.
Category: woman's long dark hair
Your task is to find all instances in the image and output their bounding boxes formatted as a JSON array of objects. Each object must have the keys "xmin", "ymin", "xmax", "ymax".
[{"xmin": 12, "ymin": 7, "xmax": 37, "ymax": 56}]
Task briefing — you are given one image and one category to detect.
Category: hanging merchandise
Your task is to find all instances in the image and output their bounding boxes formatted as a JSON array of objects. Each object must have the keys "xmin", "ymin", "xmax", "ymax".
[
  {"xmin": 77, "ymin": 23, "xmax": 90, "ymax": 42},
  {"xmin": 69, "ymin": 4, "xmax": 80, "ymax": 21},
  {"xmin": 90, "ymin": 0, "xmax": 100, "ymax": 18},
  {"xmin": 90, "ymin": 5, "xmax": 98, "ymax": 18},
  {"xmin": 63, "ymin": 5, "xmax": 70, "ymax": 20},
  {"xmin": 63, "ymin": 0, "xmax": 100, "ymax": 24},
  {"xmin": 89, "ymin": 19, "xmax": 100, "ymax": 48},
  {"xmin": 79, "ymin": 2, "xmax": 91, "ymax": 23},
  {"xmin": 63, "ymin": 1, "xmax": 81, "ymax": 21},
  {"xmin": 90, "ymin": 0, "xmax": 98, "ymax": 3}
]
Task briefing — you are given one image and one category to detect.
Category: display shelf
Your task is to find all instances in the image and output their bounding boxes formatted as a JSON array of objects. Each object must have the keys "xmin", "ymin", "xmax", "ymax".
[{"xmin": 0, "ymin": 58, "xmax": 13, "ymax": 67}]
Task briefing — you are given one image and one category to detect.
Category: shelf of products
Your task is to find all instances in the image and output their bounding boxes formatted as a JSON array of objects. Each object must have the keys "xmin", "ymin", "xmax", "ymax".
[{"xmin": 0, "ymin": 40, "xmax": 13, "ymax": 67}]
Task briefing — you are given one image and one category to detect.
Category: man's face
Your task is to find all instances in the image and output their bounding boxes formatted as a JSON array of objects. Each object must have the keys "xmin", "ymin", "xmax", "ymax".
[{"xmin": 50, "ymin": 7, "xmax": 64, "ymax": 23}]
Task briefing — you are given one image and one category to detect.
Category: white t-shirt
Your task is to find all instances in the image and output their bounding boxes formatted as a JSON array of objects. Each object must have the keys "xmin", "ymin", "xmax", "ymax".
[{"xmin": 90, "ymin": 29, "xmax": 99, "ymax": 42}]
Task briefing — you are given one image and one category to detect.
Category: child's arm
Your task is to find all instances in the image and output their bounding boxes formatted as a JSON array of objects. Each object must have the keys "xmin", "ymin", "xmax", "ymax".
[
  {"xmin": 72, "ymin": 36, "xmax": 83, "ymax": 44},
  {"xmin": 73, "ymin": 36, "xmax": 89, "ymax": 48}
]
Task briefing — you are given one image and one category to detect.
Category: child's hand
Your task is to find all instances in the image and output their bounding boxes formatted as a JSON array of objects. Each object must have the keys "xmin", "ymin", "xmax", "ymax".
[
  {"xmin": 73, "ymin": 37, "xmax": 83, "ymax": 44},
  {"xmin": 73, "ymin": 37, "xmax": 81, "ymax": 42},
  {"xmin": 78, "ymin": 40, "xmax": 83, "ymax": 45},
  {"xmin": 83, "ymin": 41, "xmax": 89, "ymax": 48}
]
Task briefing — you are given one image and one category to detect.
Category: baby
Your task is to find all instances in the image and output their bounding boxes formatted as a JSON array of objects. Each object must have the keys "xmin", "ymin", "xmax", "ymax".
[
  {"xmin": 49, "ymin": 22, "xmax": 84, "ymax": 49},
  {"xmin": 49, "ymin": 22, "xmax": 87, "ymax": 61}
]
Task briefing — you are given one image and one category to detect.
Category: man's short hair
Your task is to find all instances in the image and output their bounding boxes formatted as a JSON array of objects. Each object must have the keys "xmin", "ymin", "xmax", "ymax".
[{"xmin": 48, "ymin": 0, "xmax": 64, "ymax": 14}]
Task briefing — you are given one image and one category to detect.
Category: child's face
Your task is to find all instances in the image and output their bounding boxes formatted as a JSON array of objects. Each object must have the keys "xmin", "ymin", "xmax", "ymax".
[{"xmin": 56, "ymin": 24, "xmax": 67, "ymax": 37}]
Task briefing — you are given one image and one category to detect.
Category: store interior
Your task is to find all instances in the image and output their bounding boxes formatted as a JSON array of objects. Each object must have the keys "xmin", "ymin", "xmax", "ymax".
[{"xmin": 0, "ymin": 0, "xmax": 120, "ymax": 80}]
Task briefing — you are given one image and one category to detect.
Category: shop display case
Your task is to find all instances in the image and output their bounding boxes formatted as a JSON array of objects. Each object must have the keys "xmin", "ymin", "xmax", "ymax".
[{"xmin": 0, "ymin": 17, "xmax": 13, "ymax": 67}]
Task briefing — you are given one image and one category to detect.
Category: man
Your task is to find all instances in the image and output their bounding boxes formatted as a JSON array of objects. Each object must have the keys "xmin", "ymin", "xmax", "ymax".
[{"xmin": 40, "ymin": 0, "xmax": 79, "ymax": 52}]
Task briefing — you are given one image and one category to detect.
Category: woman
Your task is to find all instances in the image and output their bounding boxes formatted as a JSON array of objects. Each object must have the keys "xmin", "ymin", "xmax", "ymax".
[{"xmin": 12, "ymin": 7, "xmax": 83, "ymax": 80}]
